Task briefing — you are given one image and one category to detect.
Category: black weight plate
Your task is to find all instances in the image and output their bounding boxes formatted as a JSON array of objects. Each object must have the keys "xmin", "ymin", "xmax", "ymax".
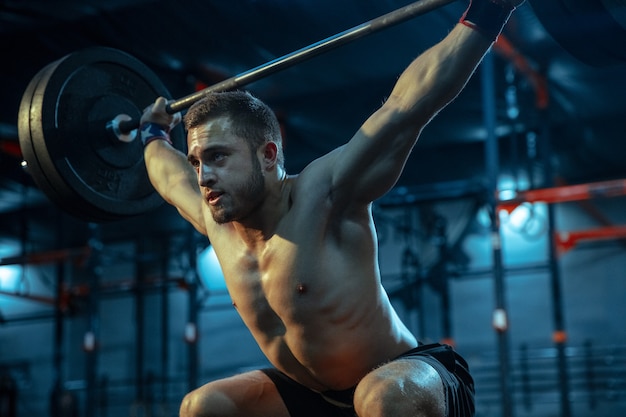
[
  {"xmin": 18, "ymin": 61, "xmax": 71, "ymax": 216},
  {"xmin": 18, "ymin": 46, "xmax": 184, "ymax": 222}
]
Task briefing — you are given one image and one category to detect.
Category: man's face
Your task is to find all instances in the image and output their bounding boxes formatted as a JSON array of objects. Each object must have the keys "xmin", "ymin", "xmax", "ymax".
[{"xmin": 187, "ymin": 117, "xmax": 265, "ymax": 224}]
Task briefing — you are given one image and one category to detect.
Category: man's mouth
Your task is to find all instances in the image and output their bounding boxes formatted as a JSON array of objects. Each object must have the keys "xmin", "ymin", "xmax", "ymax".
[{"xmin": 206, "ymin": 191, "xmax": 223, "ymax": 205}]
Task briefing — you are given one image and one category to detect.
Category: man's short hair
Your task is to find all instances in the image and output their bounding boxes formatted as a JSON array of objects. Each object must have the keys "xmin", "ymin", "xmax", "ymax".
[{"xmin": 184, "ymin": 90, "xmax": 284, "ymax": 167}]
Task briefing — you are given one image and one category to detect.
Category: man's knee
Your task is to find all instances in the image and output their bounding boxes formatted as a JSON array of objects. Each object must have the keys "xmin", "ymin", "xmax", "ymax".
[
  {"xmin": 179, "ymin": 389, "xmax": 206, "ymax": 417},
  {"xmin": 179, "ymin": 383, "xmax": 233, "ymax": 417},
  {"xmin": 353, "ymin": 361, "xmax": 446, "ymax": 417}
]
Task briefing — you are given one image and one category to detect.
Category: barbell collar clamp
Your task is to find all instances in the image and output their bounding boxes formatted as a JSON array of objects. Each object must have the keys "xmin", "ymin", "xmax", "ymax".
[{"xmin": 106, "ymin": 114, "xmax": 138, "ymax": 143}]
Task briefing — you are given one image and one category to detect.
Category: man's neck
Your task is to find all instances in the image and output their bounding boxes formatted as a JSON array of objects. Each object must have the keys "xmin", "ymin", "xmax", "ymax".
[{"xmin": 230, "ymin": 168, "xmax": 291, "ymax": 250}]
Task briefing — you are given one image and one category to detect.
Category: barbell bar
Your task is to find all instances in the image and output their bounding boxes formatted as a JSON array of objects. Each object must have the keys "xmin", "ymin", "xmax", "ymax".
[
  {"xmin": 114, "ymin": 0, "xmax": 458, "ymax": 136},
  {"xmin": 18, "ymin": 0, "xmax": 457, "ymax": 223}
]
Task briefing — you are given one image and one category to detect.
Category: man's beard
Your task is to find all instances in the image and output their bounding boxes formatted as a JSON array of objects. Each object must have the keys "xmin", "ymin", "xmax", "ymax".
[{"xmin": 210, "ymin": 155, "xmax": 265, "ymax": 224}]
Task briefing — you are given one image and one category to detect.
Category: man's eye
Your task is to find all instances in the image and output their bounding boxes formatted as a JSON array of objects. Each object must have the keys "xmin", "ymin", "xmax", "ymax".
[
  {"xmin": 189, "ymin": 159, "xmax": 200, "ymax": 168},
  {"xmin": 212, "ymin": 152, "xmax": 226, "ymax": 161}
]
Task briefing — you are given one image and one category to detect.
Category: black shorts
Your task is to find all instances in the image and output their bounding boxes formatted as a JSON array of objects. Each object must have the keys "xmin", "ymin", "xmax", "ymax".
[{"xmin": 261, "ymin": 342, "xmax": 475, "ymax": 417}]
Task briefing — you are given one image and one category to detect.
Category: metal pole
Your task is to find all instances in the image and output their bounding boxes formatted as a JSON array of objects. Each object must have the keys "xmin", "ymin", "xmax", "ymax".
[
  {"xmin": 482, "ymin": 50, "xmax": 514, "ymax": 417},
  {"xmin": 436, "ymin": 217, "xmax": 453, "ymax": 344},
  {"xmin": 547, "ymin": 205, "xmax": 572, "ymax": 417},
  {"xmin": 53, "ymin": 225, "xmax": 65, "ymax": 378},
  {"xmin": 135, "ymin": 238, "xmax": 146, "ymax": 407},
  {"xmin": 187, "ymin": 281, "xmax": 199, "ymax": 391},
  {"xmin": 85, "ymin": 224, "xmax": 102, "ymax": 417},
  {"xmin": 50, "ymin": 214, "xmax": 65, "ymax": 417},
  {"xmin": 160, "ymin": 237, "xmax": 170, "ymax": 409},
  {"xmin": 187, "ymin": 229, "xmax": 200, "ymax": 392},
  {"xmin": 539, "ymin": 109, "xmax": 572, "ymax": 417}
]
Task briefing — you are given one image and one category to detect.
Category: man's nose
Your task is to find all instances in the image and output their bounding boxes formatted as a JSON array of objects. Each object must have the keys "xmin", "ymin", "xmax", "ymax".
[{"xmin": 199, "ymin": 163, "xmax": 217, "ymax": 187}]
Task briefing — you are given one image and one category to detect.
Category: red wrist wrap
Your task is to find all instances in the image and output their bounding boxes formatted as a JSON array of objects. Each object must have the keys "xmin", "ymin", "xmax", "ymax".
[{"xmin": 460, "ymin": 0, "xmax": 515, "ymax": 41}]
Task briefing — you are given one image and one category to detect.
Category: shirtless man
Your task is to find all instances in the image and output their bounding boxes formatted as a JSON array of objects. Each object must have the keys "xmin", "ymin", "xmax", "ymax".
[{"xmin": 139, "ymin": 1, "xmax": 524, "ymax": 415}]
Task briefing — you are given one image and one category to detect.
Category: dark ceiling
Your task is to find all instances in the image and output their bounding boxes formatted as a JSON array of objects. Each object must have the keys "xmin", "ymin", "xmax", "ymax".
[{"xmin": 1, "ymin": 0, "xmax": 625, "ymax": 244}]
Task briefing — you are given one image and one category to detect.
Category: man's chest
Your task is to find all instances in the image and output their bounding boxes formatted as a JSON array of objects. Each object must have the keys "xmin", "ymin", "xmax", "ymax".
[
  {"xmin": 219, "ymin": 235, "xmax": 320, "ymax": 292},
  {"xmin": 216, "ymin": 236, "xmax": 345, "ymax": 321}
]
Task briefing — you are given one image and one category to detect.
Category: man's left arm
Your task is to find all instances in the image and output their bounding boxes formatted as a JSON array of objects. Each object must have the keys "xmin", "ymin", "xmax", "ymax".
[{"xmin": 328, "ymin": 0, "xmax": 523, "ymax": 207}]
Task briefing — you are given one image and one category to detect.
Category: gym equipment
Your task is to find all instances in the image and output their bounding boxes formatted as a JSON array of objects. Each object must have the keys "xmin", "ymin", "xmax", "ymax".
[{"xmin": 17, "ymin": 0, "xmax": 456, "ymax": 222}]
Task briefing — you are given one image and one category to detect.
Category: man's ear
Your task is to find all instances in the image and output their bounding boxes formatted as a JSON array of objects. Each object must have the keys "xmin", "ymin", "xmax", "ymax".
[{"xmin": 262, "ymin": 142, "xmax": 278, "ymax": 169}]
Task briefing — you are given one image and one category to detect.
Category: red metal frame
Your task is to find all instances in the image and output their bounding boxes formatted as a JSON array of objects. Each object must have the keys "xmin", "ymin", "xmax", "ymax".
[
  {"xmin": 555, "ymin": 225, "xmax": 626, "ymax": 255},
  {"xmin": 497, "ymin": 178, "xmax": 626, "ymax": 254},
  {"xmin": 498, "ymin": 178, "xmax": 626, "ymax": 213}
]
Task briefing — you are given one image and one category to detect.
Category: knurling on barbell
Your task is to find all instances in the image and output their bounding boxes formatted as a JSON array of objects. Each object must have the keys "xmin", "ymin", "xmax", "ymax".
[{"xmin": 18, "ymin": 0, "xmax": 457, "ymax": 223}]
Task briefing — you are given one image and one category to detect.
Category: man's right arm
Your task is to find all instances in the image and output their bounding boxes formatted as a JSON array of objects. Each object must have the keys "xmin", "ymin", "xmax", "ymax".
[
  {"xmin": 140, "ymin": 97, "xmax": 207, "ymax": 235},
  {"xmin": 144, "ymin": 140, "xmax": 207, "ymax": 235}
]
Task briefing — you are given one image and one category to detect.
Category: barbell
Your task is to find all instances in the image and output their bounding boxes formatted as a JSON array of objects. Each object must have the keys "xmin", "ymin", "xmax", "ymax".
[{"xmin": 18, "ymin": 0, "xmax": 457, "ymax": 223}]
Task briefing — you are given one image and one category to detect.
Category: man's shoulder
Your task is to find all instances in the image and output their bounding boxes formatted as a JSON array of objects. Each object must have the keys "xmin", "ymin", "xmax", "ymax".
[{"xmin": 292, "ymin": 147, "xmax": 342, "ymax": 191}]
